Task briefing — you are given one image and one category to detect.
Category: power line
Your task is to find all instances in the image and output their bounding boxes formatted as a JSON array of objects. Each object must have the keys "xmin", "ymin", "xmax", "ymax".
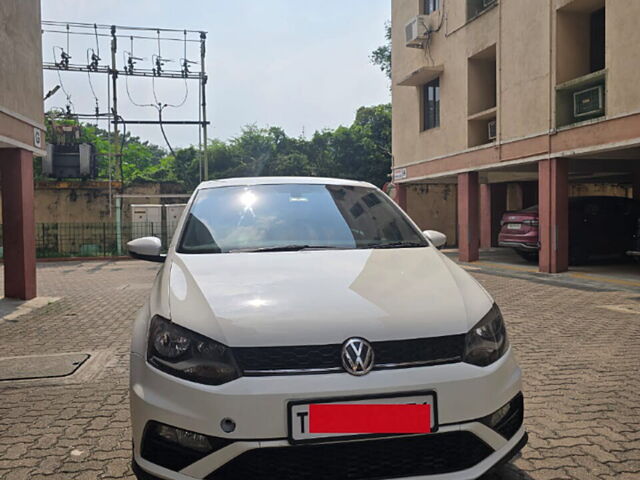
[
  {"xmin": 158, "ymin": 107, "xmax": 176, "ymax": 157},
  {"xmin": 41, "ymin": 29, "xmax": 201, "ymax": 43},
  {"xmin": 86, "ymin": 49, "xmax": 100, "ymax": 112},
  {"xmin": 51, "ymin": 46, "xmax": 74, "ymax": 112},
  {"xmin": 42, "ymin": 20, "xmax": 206, "ymax": 35},
  {"xmin": 43, "ymin": 20, "xmax": 210, "ymax": 188}
]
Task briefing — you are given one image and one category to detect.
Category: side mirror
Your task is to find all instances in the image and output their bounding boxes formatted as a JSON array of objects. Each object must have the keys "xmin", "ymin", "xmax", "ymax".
[
  {"xmin": 423, "ymin": 230, "xmax": 447, "ymax": 249},
  {"xmin": 127, "ymin": 237, "xmax": 166, "ymax": 263}
]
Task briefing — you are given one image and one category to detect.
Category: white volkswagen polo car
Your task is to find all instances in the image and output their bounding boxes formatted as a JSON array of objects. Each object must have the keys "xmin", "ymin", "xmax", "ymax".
[{"xmin": 128, "ymin": 177, "xmax": 526, "ymax": 480}]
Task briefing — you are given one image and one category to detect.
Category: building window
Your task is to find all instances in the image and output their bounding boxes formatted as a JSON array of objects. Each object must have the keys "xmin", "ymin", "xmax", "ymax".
[
  {"xmin": 467, "ymin": 0, "xmax": 496, "ymax": 21},
  {"xmin": 556, "ymin": 1, "xmax": 606, "ymax": 84},
  {"xmin": 423, "ymin": 0, "xmax": 439, "ymax": 15},
  {"xmin": 467, "ymin": 44, "xmax": 497, "ymax": 147},
  {"xmin": 590, "ymin": 8, "xmax": 605, "ymax": 73},
  {"xmin": 422, "ymin": 78, "xmax": 440, "ymax": 131}
]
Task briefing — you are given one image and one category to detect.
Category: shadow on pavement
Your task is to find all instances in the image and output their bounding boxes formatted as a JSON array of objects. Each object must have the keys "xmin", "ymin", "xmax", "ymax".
[
  {"xmin": 481, "ymin": 461, "xmax": 535, "ymax": 480},
  {"xmin": 0, "ymin": 296, "xmax": 59, "ymax": 323}
]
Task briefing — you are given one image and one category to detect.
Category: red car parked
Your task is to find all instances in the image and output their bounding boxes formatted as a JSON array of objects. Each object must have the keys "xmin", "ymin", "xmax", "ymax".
[{"xmin": 498, "ymin": 196, "xmax": 640, "ymax": 264}]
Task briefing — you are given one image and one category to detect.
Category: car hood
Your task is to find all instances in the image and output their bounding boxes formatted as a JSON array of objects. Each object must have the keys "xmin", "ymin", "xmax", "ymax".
[{"xmin": 166, "ymin": 248, "xmax": 493, "ymax": 347}]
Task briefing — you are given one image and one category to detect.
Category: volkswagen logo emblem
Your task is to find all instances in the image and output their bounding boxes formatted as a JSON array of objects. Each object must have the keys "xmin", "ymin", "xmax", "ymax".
[{"xmin": 342, "ymin": 338, "xmax": 375, "ymax": 376}]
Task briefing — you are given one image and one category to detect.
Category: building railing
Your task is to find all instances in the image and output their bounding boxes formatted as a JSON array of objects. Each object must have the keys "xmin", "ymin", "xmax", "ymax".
[{"xmin": 0, "ymin": 222, "xmax": 181, "ymax": 259}]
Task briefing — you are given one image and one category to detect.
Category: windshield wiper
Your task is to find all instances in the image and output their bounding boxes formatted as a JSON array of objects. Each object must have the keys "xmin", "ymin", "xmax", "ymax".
[
  {"xmin": 367, "ymin": 241, "xmax": 427, "ymax": 249},
  {"xmin": 229, "ymin": 245, "xmax": 345, "ymax": 253}
]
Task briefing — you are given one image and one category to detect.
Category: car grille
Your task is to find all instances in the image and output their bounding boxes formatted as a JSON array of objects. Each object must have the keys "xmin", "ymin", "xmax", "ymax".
[
  {"xmin": 233, "ymin": 334, "xmax": 465, "ymax": 375},
  {"xmin": 206, "ymin": 431, "xmax": 493, "ymax": 480}
]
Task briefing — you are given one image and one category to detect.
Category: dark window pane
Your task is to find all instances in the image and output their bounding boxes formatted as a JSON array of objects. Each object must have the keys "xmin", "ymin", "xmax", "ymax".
[
  {"xmin": 467, "ymin": 0, "xmax": 495, "ymax": 20},
  {"xmin": 590, "ymin": 8, "xmax": 605, "ymax": 72},
  {"xmin": 423, "ymin": 78, "xmax": 440, "ymax": 131},
  {"xmin": 424, "ymin": 0, "xmax": 439, "ymax": 14}
]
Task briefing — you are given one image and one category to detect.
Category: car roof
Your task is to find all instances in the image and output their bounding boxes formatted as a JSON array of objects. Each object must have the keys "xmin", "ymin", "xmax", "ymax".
[{"xmin": 197, "ymin": 176, "xmax": 376, "ymax": 190}]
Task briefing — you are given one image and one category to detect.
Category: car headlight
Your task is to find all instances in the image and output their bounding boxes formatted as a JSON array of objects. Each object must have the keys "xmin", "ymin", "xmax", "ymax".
[
  {"xmin": 147, "ymin": 316, "xmax": 240, "ymax": 385},
  {"xmin": 463, "ymin": 304, "xmax": 509, "ymax": 367}
]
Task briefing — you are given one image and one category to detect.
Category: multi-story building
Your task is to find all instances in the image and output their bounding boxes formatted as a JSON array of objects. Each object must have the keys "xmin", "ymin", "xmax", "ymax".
[
  {"xmin": 391, "ymin": 0, "xmax": 640, "ymax": 272},
  {"xmin": 0, "ymin": 0, "xmax": 45, "ymax": 298}
]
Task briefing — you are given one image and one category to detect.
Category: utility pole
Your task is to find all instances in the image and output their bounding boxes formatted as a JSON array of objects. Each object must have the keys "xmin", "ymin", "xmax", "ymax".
[
  {"xmin": 110, "ymin": 25, "xmax": 121, "ymax": 187},
  {"xmin": 200, "ymin": 32, "xmax": 208, "ymax": 181}
]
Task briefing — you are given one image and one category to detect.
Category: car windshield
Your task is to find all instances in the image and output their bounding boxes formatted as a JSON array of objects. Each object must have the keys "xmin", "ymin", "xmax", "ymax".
[{"xmin": 178, "ymin": 183, "xmax": 428, "ymax": 253}]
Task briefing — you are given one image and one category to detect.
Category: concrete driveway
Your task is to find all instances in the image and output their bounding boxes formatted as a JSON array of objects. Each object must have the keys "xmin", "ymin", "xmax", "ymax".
[{"xmin": 0, "ymin": 260, "xmax": 638, "ymax": 479}]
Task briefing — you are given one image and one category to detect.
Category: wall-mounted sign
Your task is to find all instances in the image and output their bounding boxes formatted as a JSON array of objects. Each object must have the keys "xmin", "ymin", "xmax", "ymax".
[
  {"xmin": 34, "ymin": 128, "xmax": 43, "ymax": 148},
  {"xmin": 393, "ymin": 168, "xmax": 407, "ymax": 181}
]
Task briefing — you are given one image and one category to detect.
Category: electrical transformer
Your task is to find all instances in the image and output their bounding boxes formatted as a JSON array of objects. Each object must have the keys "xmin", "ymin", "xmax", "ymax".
[{"xmin": 43, "ymin": 143, "xmax": 96, "ymax": 178}]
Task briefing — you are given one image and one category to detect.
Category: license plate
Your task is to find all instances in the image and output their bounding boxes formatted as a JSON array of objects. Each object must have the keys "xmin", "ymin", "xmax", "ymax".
[
  {"xmin": 507, "ymin": 223, "xmax": 521, "ymax": 230},
  {"xmin": 288, "ymin": 393, "xmax": 436, "ymax": 444}
]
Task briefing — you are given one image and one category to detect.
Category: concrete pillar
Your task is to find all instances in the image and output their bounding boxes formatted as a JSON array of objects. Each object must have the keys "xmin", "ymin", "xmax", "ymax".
[
  {"xmin": 0, "ymin": 149, "xmax": 37, "ymax": 300},
  {"xmin": 480, "ymin": 183, "xmax": 507, "ymax": 248},
  {"xmin": 538, "ymin": 158, "xmax": 569, "ymax": 274},
  {"xmin": 506, "ymin": 183, "xmax": 520, "ymax": 211},
  {"xmin": 396, "ymin": 183, "xmax": 408, "ymax": 212},
  {"xmin": 458, "ymin": 172, "xmax": 480, "ymax": 262},
  {"xmin": 479, "ymin": 184, "xmax": 492, "ymax": 249},
  {"xmin": 521, "ymin": 181, "xmax": 538, "ymax": 209}
]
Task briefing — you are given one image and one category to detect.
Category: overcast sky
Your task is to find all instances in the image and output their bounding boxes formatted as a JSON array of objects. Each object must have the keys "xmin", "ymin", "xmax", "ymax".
[{"xmin": 41, "ymin": 0, "xmax": 391, "ymax": 150}]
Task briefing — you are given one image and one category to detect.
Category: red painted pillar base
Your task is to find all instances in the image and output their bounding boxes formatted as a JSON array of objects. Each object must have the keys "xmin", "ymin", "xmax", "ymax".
[
  {"xmin": 0, "ymin": 148, "xmax": 37, "ymax": 300},
  {"xmin": 538, "ymin": 158, "xmax": 569, "ymax": 274},
  {"xmin": 458, "ymin": 172, "xmax": 480, "ymax": 262}
]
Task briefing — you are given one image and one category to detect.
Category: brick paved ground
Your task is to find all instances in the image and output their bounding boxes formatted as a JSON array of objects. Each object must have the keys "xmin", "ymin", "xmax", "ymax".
[{"xmin": 0, "ymin": 259, "xmax": 638, "ymax": 480}]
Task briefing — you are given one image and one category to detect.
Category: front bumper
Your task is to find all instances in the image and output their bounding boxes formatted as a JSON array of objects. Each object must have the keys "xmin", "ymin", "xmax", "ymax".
[{"xmin": 131, "ymin": 349, "xmax": 524, "ymax": 479}]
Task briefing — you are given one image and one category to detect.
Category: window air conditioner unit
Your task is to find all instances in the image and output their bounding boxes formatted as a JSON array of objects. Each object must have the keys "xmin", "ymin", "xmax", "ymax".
[
  {"xmin": 573, "ymin": 85, "xmax": 604, "ymax": 118},
  {"xmin": 488, "ymin": 120, "xmax": 497, "ymax": 141},
  {"xmin": 405, "ymin": 16, "xmax": 429, "ymax": 48}
]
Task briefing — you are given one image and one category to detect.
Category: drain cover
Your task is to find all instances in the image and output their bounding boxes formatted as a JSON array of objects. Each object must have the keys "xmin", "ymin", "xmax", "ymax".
[{"xmin": 0, "ymin": 353, "xmax": 90, "ymax": 381}]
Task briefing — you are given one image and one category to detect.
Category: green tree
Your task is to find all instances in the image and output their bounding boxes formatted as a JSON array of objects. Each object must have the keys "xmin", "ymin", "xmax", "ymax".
[
  {"xmin": 370, "ymin": 22, "xmax": 392, "ymax": 80},
  {"xmin": 172, "ymin": 147, "xmax": 200, "ymax": 189},
  {"xmin": 42, "ymin": 101, "xmax": 392, "ymax": 189}
]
